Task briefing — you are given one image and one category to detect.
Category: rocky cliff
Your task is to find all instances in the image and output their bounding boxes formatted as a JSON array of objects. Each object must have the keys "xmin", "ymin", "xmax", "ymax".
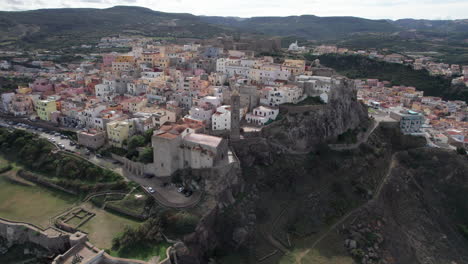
[
  {"xmin": 175, "ymin": 76, "xmax": 369, "ymax": 263},
  {"xmin": 234, "ymin": 76, "xmax": 369, "ymax": 167},
  {"xmin": 341, "ymin": 148, "xmax": 468, "ymax": 264},
  {"xmin": 263, "ymin": 76, "xmax": 368, "ymax": 152}
]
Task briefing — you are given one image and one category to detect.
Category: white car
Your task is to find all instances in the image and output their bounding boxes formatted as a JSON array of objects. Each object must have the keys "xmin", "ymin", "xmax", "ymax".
[{"xmin": 147, "ymin": 187, "xmax": 156, "ymax": 193}]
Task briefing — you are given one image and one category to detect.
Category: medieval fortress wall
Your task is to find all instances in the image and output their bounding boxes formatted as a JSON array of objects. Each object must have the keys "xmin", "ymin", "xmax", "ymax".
[{"xmin": 0, "ymin": 217, "xmax": 70, "ymax": 253}]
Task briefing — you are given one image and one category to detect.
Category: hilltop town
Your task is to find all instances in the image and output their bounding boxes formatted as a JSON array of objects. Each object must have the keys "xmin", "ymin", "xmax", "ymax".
[{"xmin": 0, "ymin": 15, "xmax": 467, "ymax": 264}]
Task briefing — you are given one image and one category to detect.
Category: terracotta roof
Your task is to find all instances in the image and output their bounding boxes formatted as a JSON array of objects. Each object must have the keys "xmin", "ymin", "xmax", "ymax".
[{"xmin": 157, "ymin": 132, "xmax": 178, "ymax": 139}]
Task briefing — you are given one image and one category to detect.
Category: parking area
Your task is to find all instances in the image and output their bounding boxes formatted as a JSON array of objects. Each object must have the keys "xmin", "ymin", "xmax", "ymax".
[{"xmin": 123, "ymin": 170, "xmax": 201, "ymax": 208}]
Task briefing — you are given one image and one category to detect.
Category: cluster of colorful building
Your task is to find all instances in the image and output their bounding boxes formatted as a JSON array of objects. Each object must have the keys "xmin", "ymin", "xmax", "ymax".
[
  {"xmin": 313, "ymin": 45, "xmax": 468, "ymax": 87},
  {"xmin": 357, "ymin": 78, "xmax": 467, "ymax": 148},
  {"xmin": 0, "ymin": 39, "xmax": 338, "ymax": 174}
]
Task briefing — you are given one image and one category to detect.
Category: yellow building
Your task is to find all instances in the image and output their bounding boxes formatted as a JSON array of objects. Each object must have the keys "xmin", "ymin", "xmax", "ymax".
[
  {"xmin": 35, "ymin": 99, "xmax": 57, "ymax": 121},
  {"xmin": 282, "ymin": 59, "xmax": 306, "ymax": 75},
  {"xmin": 115, "ymin": 55, "xmax": 135, "ymax": 63},
  {"xmin": 16, "ymin": 86, "xmax": 32, "ymax": 94},
  {"xmin": 106, "ymin": 120, "xmax": 134, "ymax": 148},
  {"xmin": 155, "ymin": 57, "xmax": 170, "ymax": 69}
]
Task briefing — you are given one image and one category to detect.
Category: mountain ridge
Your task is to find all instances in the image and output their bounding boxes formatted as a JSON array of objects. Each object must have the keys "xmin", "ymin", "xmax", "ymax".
[{"xmin": 0, "ymin": 6, "xmax": 467, "ymax": 49}]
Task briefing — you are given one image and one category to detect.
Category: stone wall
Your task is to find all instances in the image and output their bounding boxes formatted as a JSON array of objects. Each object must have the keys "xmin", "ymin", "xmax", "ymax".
[
  {"xmin": 18, "ymin": 170, "xmax": 77, "ymax": 195},
  {"xmin": 111, "ymin": 154, "xmax": 153, "ymax": 177},
  {"xmin": 0, "ymin": 217, "xmax": 70, "ymax": 254}
]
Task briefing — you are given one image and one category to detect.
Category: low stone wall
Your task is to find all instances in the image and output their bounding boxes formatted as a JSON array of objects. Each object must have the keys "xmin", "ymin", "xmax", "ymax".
[
  {"xmin": 17, "ymin": 170, "xmax": 77, "ymax": 195},
  {"xmin": 111, "ymin": 154, "xmax": 153, "ymax": 177},
  {"xmin": 0, "ymin": 217, "xmax": 70, "ymax": 254},
  {"xmin": 104, "ymin": 203, "xmax": 147, "ymax": 221}
]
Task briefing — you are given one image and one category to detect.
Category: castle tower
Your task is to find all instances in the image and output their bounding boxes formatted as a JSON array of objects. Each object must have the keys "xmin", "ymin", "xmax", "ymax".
[{"xmin": 230, "ymin": 88, "xmax": 240, "ymax": 141}]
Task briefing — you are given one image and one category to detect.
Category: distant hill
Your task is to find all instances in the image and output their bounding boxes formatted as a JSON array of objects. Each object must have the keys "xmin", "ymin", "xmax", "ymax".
[
  {"xmin": 201, "ymin": 15, "xmax": 399, "ymax": 40},
  {"xmin": 0, "ymin": 6, "xmax": 467, "ymax": 52},
  {"xmin": 392, "ymin": 18, "xmax": 468, "ymax": 32},
  {"xmin": 0, "ymin": 6, "xmax": 233, "ymax": 49}
]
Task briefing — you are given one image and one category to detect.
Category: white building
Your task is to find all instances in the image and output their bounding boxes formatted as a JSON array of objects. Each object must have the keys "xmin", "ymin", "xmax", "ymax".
[
  {"xmin": 260, "ymin": 85, "xmax": 304, "ymax": 107},
  {"xmin": 95, "ymin": 83, "xmax": 113, "ymax": 102},
  {"xmin": 390, "ymin": 110, "xmax": 425, "ymax": 135},
  {"xmin": 184, "ymin": 104, "xmax": 214, "ymax": 125},
  {"xmin": 246, "ymin": 106, "xmax": 279, "ymax": 126},
  {"xmin": 1, "ymin": 92, "xmax": 15, "ymax": 112},
  {"xmin": 212, "ymin": 105, "xmax": 246, "ymax": 131},
  {"xmin": 288, "ymin": 41, "xmax": 307, "ymax": 52},
  {"xmin": 248, "ymin": 67, "xmax": 290, "ymax": 85}
]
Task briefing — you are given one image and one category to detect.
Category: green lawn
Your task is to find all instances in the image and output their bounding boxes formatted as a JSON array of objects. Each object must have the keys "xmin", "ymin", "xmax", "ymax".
[
  {"xmin": 0, "ymin": 158, "xmax": 78, "ymax": 228},
  {"xmin": 79, "ymin": 203, "xmax": 141, "ymax": 249},
  {"xmin": 109, "ymin": 242, "xmax": 171, "ymax": 261}
]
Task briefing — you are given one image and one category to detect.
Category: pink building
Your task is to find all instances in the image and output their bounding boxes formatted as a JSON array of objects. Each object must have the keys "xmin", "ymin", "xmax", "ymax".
[
  {"xmin": 29, "ymin": 78, "xmax": 54, "ymax": 93},
  {"xmin": 10, "ymin": 94, "xmax": 34, "ymax": 116},
  {"xmin": 103, "ymin": 53, "xmax": 117, "ymax": 67}
]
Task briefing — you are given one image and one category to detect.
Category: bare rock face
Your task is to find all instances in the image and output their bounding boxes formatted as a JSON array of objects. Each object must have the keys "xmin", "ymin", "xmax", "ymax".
[
  {"xmin": 233, "ymin": 76, "xmax": 368, "ymax": 167},
  {"xmin": 262, "ymin": 77, "xmax": 368, "ymax": 152},
  {"xmin": 344, "ymin": 149, "xmax": 468, "ymax": 264}
]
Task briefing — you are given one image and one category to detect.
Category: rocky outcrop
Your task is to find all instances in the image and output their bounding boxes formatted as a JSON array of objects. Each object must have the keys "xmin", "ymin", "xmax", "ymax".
[
  {"xmin": 175, "ymin": 156, "xmax": 257, "ymax": 264},
  {"xmin": 345, "ymin": 148, "xmax": 468, "ymax": 264},
  {"xmin": 175, "ymin": 76, "xmax": 368, "ymax": 263},
  {"xmin": 263, "ymin": 76, "xmax": 368, "ymax": 152},
  {"xmin": 233, "ymin": 76, "xmax": 368, "ymax": 167}
]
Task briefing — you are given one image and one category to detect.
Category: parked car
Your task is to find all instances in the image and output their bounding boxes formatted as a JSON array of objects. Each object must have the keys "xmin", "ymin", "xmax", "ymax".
[
  {"xmin": 177, "ymin": 187, "xmax": 185, "ymax": 193},
  {"xmin": 147, "ymin": 187, "xmax": 156, "ymax": 193},
  {"xmin": 96, "ymin": 154, "xmax": 103, "ymax": 158},
  {"xmin": 183, "ymin": 189, "xmax": 193, "ymax": 197}
]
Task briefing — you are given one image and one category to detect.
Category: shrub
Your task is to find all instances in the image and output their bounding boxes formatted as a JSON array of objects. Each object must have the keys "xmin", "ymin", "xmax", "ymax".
[{"xmin": 456, "ymin": 147, "xmax": 467, "ymax": 155}]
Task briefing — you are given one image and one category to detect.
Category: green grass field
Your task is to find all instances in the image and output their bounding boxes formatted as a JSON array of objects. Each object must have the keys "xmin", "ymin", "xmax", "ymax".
[
  {"xmin": 79, "ymin": 203, "xmax": 141, "ymax": 249},
  {"xmin": 0, "ymin": 158, "xmax": 78, "ymax": 228},
  {"xmin": 109, "ymin": 241, "xmax": 171, "ymax": 261}
]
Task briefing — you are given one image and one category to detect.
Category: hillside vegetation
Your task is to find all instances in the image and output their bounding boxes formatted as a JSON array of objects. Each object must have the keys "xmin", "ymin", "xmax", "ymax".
[
  {"xmin": 201, "ymin": 15, "xmax": 398, "ymax": 40},
  {"xmin": 0, "ymin": 128, "xmax": 126, "ymax": 193},
  {"xmin": 1, "ymin": 6, "xmax": 467, "ymax": 54},
  {"xmin": 0, "ymin": 6, "xmax": 231, "ymax": 49},
  {"xmin": 306, "ymin": 54, "xmax": 468, "ymax": 102}
]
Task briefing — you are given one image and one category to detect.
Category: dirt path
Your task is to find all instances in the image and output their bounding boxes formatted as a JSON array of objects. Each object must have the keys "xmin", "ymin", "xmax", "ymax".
[{"xmin": 293, "ymin": 152, "xmax": 397, "ymax": 264}]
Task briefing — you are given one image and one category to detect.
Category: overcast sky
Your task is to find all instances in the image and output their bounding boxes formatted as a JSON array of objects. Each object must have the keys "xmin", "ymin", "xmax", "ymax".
[{"xmin": 1, "ymin": 0, "xmax": 467, "ymax": 20}]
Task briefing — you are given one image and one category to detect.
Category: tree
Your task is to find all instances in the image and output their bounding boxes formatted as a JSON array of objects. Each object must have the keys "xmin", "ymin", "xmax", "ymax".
[
  {"xmin": 138, "ymin": 147, "xmax": 154, "ymax": 164},
  {"xmin": 127, "ymin": 135, "xmax": 146, "ymax": 151},
  {"xmin": 144, "ymin": 129, "xmax": 154, "ymax": 144}
]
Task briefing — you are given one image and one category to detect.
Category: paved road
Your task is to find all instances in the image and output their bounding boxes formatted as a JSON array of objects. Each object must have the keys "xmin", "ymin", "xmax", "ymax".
[{"xmin": 1, "ymin": 118, "xmax": 200, "ymax": 208}]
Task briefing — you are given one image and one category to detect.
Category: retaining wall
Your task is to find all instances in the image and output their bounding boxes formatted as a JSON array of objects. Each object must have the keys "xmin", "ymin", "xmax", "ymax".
[
  {"xmin": 111, "ymin": 154, "xmax": 153, "ymax": 177},
  {"xmin": 0, "ymin": 217, "xmax": 70, "ymax": 254},
  {"xmin": 18, "ymin": 170, "xmax": 77, "ymax": 195}
]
